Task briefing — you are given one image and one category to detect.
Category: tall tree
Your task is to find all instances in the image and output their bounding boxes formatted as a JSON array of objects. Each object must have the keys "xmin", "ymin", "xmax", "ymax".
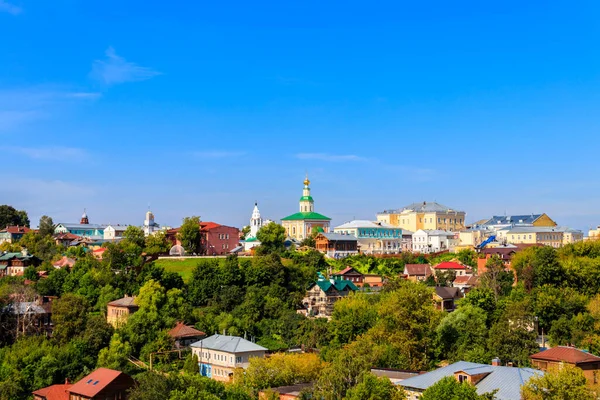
[
  {"xmin": 345, "ymin": 373, "xmax": 406, "ymax": 400},
  {"xmin": 178, "ymin": 216, "xmax": 201, "ymax": 255},
  {"xmin": 37, "ymin": 215, "xmax": 55, "ymax": 237},
  {"xmin": 145, "ymin": 231, "xmax": 171, "ymax": 255},
  {"xmin": 256, "ymin": 222, "xmax": 286, "ymax": 255},
  {"xmin": 0, "ymin": 205, "xmax": 29, "ymax": 228},
  {"xmin": 480, "ymin": 255, "xmax": 514, "ymax": 301},
  {"xmin": 52, "ymin": 293, "xmax": 90, "ymax": 344}
]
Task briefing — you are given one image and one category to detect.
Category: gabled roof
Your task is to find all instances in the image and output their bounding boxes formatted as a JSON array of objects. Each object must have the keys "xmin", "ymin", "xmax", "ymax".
[
  {"xmin": 379, "ymin": 202, "xmax": 463, "ymax": 214},
  {"xmin": 317, "ymin": 232, "xmax": 357, "ymax": 242},
  {"xmin": 107, "ymin": 296, "xmax": 138, "ymax": 308},
  {"xmin": 482, "ymin": 214, "xmax": 544, "ymax": 226},
  {"xmin": 313, "ymin": 278, "xmax": 358, "ymax": 293},
  {"xmin": 333, "ymin": 266, "xmax": 363, "ymax": 276},
  {"xmin": 53, "ymin": 256, "xmax": 76, "ymax": 268},
  {"xmin": 56, "ymin": 223, "xmax": 106, "ymax": 230},
  {"xmin": 32, "ymin": 383, "xmax": 72, "ymax": 400},
  {"xmin": 399, "ymin": 361, "xmax": 542, "ymax": 400},
  {"xmin": 281, "ymin": 212, "xmax": 331, "ymax": 221},
  {"xmin": 530, "ymin": 346, "xmax": 600, "ymax": 365},
  {"xmin": 434, "ymin": 286, "xmax": 461, "ymax": 300},
  {"xmin": 434, "ymin": 261, "xmax": 466, "ymax": 270},
  {"xmin": 1, "ymin": 226, "xmax": 31, "ymax": 234},
  {"xmin": 190, "ymin": 334, "xmax": 267, "ymax": 353},
  {"xmin": 67, "ymin": 368, "xmax": 128, "ymax": 397},
  {"xmin": 404, "ymin": 264, "xmax": 431, "ymax": 276},
  {"xmin": 453, "ymin": 275, "xmax": 478, "ymax": 286},
  {"xmin": 168, "ymin": 322, "xmax": 206, "ymax": 339}
]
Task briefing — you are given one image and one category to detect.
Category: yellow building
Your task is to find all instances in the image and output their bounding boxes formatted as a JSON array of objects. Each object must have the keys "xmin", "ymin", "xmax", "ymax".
[
  {"xmin": 106, "ymin": 296, "xmax": 138, "ymax": 328},
  {"xmin": 505, "ymin": 226, "xmax": 583, "ymax": 248},
  {"xmin": 588, "ymin": 226, "xmax": 600, "ymax": 240},
  {"xmin": 377, "ymin": 201, "xmax": 466, "ymax": 232},
  {"xmin": 281, "ymin": 176, "xmax": 331, "ymax": 240}
]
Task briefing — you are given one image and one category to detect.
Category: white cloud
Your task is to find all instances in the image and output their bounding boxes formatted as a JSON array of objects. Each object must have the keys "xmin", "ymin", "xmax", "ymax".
[
  {"xmin": 91, "ymin": 47, "xmax": 161, "ymax": 86},
  {"xmin": 0, "ymin": 0, "xmax": 22, "ymax": 15},
  {"xmin": 1, "ymin": 146, "xmax": 87, "ymax": 161},
  {"xmin": 296, "ymin": 153, "xmax": 366, "ymax": 162},
  {"xmin": 0, "ymin": 87, "xmax": 100, "ymax": 132},
  {"xmin": 192, "ymin": 150, "xmax": 246, "ymax": 159}
]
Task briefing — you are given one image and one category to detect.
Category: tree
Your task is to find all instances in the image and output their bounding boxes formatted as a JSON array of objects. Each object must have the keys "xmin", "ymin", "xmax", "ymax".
[
  {"xmin": 0, "ymin": 205, "xmax": 29, "ymax": 228},
  {"xmin": 52, "ymin": 293, "xmax": 90, "ymax": 344},
  {"xmin": 421, "ymin": 376, "xmax": 493, "ymax": 400},
  {"xmin": 480, "ymin": 255, "xmax": 514, "ymax": 301},
  {"xmin": 457, "ymin": 248, "xmax": 477, "ymax": 268},
  {"xmin": 123, "ymin": 226, "xmax": 146, "ymax": 249},
  {"xmin": 329, "ymin": 294, "xmax": 377, "ymax": 346},
  {"xmin": 241, "ymin": 353, "xmax": 324, "ymax": 392},
  {"xmin": 38, "ymin": 215, "xmax": 55, "ymax": 237},
  {"xmin": 521, "ymin": 363, "xmax": 594, "ymax": 400},
  {"xmin": 240, "ymin": 225, "xmax": 251, "ymax": 240},
  {"xmin": 345, "ymin": 373, "xmax": 406, "ymax": 400},
  {"xmin": 145, "ymin": 231, "xmax": 171, "ymax": 255},
  {"xmin": 435, "ymin": 269, "xmax": 456, "ymax": 287},
  {"xmin": 256, "ymin": 222, "xmax": 286, "ymax": 255},
  {"xmin": 487, "ymin": 319, "xmax": 539, "ymax": 367},
  {"xmin": 97, "ymin": 333, "xmax": 133, "ymax": 371},
  {"xmin": 300, "ymin": 227, "xmax": 320, "ymax": 248},
  {"xmin": 178, "ymin": 216, "xmax": 201, "ymax": 255},
  {"xmin": 436, "ymin": 304, "xmax": 488, "ymax": 362}
]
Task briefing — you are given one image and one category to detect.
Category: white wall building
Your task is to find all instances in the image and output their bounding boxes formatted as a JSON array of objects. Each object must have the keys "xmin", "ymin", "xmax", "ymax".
[
  {"xmin": 143, "ymin": 210, "xmax": 160, "ymax": 236},
  {"xmin": 104, "ymin": 225, "xmax": 130, "ymax": 241},
  {"xmin": 412, "ymin": 229, "xmax": 458, "ymax": 253},
  {"xmin": 243, "ymin": 202, "xmax": 272, "ymax": 251}
]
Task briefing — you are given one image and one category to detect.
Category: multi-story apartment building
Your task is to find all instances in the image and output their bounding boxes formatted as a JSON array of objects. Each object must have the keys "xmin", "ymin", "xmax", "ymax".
[
  {"xmin": 333, "ymin": 220, "xmax": 402, "ymax": 254},
  {"xmin": 191, "ymin": 334, "xmax": 267, "ymax": 382},
  {"xmin": 377, "ymin": 202, "xmax": 466, "ymax": 232},
  {"xmin": 503, "ymin": 226, "xmax": 583, "ymax": 248},
  {"xmin": 476, "ymin": 213, "xmax": 557, "ymax": 231}
]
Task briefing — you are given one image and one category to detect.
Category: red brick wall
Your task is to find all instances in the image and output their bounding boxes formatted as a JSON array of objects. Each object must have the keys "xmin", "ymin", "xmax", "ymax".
[{"xmin": 202, "ymin": 225, "xmax": 239, "ymax": 255}]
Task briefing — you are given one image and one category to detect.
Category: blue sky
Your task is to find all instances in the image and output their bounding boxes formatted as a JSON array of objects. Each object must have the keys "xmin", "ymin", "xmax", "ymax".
[{"xmin": 1, "ymin": 0, "xmax": 599, "ymax": 231}]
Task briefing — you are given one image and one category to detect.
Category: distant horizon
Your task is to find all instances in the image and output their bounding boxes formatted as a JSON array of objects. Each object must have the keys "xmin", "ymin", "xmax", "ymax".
[{"xmin": 2, "ymin": 1, "xmax": 599, "ymax": 234}]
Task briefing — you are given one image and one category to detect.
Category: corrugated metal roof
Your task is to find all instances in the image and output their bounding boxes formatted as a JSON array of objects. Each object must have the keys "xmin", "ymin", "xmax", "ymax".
[
  {"xmin": 335, "ymin": 220, "xmax": 396, "ymax": 229},
  {"xmin": 399, "ymin": 361, "xmax": 542, "ymax": 400},
  {"xmin": 319, "ymin": 232, "xmax": 357, "ymax": 241},
  {"xmin": 190, "ymin": 334, "xmax": 267, "ymax": 353}
]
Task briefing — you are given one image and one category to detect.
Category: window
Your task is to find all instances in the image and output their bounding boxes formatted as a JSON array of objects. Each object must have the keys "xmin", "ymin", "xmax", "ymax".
[
  {"xmin": 438, "ymin": 218, "xmax": 441, "ymax": 223},
  {"xmin": 226, "ymin": 234, "xmax": 229, "ymax": 239},
  {"xmin": 458, "ymin": 374, "xmax": 468, "ymax": 383}
]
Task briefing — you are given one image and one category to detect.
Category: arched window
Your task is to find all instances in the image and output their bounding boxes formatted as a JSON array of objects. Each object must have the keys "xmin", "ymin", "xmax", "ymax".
[{"xmin": 292, "ymin": 227, "xmax": 296, "ymax": 235}]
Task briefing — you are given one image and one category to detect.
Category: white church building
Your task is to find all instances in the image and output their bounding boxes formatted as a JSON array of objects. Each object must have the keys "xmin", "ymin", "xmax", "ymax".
[{"xmin": 243, "ymin": 202, "xmax": 271, "ymax": 251}]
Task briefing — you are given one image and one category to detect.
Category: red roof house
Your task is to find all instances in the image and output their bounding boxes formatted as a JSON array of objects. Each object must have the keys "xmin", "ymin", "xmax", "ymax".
[
  {"xmin": 434, "ymin": 261, "xmax": 469, "ymax": 276},
  {"xmin": 530, "ymin": 346, "xmax": 600, "ymax": 385},
  {"xmin": 67, "ymin": 368, "xmax": 134, "ymax": 400},
  {"xmin": 332, "ymin": 267, "xmax": 364, "ymax": 285},
  {"xmin": 53, "ymin": 256, "xmax": 76, "ymax": 269},
  {"xmin": 169, "ymin": 321, "xmax": 206, "ymax": 348},
  {"xmin": 32, "ymin": 383, "xmax": 72, "ymax": 400},
  {"xmin": 403, "ymin": 264, "xmax": 432, "ymax": 282}
]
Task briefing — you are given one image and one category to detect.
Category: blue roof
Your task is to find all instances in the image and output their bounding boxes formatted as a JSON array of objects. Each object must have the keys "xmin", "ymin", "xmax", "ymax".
[{"xmin": 399, "ymin": 361, "xmax": 543, "ymax": 400}]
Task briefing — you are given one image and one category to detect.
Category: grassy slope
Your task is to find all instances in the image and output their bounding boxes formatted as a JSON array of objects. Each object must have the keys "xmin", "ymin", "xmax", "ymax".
[{"xmin": 154, "ymin": 258, "xmax": 201, "ymax": 282}]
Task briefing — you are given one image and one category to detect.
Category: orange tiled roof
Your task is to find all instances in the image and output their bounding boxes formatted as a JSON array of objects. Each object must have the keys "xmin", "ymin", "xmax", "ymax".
[
  {"xmin": 531, "ymin": 346, "xmax": 600, "ymax": 365},
  {"xmin": 32, "ymin": 383, "xmax": 72, "ymax": 400},
  {"xmin": 168, "ymin": 321, "xmax": 206, "ymax": 339}
]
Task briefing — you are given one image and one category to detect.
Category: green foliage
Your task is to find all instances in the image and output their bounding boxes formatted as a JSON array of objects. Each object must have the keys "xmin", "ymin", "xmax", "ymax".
[
  {"xmin": 18, "ymin": 231, "xmax": 61, "ymax": 262},
  {"xmin": 421, "ymin": 376, "xmax": 493, "ymax": 400},
  {"xmin": 521, "ymin": 363, "xmax": 595, "ymax": 400},
  {"xmin": 436, "ymin": 304, "xmax": 488, "ymax": 362},
  {"xmin": 52, "ymin": 293, "xmax": 90, "ymax": 344},
  {"xmin": 487, "ymin": 319, "xmax": 539, "ymax": 367},
  {"xmin": 97, "ymin": 333, "xmax": 133, "ymax": 372},
  {"xmin": 256, "ymin": 222, "xmax": 286, "ymax": 255},
  {"xmin": 435, "ymin": 269, "xmax": 456, "ymax": 287},
  {"xmin": 38, "ymin": 215, "xmax": 55, "ymax": 237},
  {"xmin": 457, "ymin": 248, "xmax": 477, "ymax": 268},
  {"xmin": 178, "ymin": 216, "xmax": 201, "ymax": 255},
  {"xmin": 480, "ymin": 255, "xmax": 514, "ymax": 301},
  {"xmin": 345, "ymin": 372, "xmax": 406, "ymax": 400},
  {"xmin": 0, "ymin": 205, "xmax": 29, "ymax": 228},
  {"xmin": 240, "ymin": 353, "xmax": 324, "ymax": 392},
  {"xmin": 145, "ymin": 231, "xmax": 171, "ymax": 255},
  {"xmin": 329, "ymin": 293, "xmax": 378, "ymax": 346}
]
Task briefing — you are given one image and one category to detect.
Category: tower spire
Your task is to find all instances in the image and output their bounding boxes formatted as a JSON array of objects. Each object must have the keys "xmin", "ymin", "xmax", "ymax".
[{"xmin": 299, "ymin": 175, "xmax": 314, "ymax": 213}]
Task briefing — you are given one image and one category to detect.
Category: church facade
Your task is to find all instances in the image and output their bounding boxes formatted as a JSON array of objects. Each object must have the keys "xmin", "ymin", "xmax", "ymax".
[{"xmin": 281, "ymin": 176, "xmax": 331, "ymax": 240}]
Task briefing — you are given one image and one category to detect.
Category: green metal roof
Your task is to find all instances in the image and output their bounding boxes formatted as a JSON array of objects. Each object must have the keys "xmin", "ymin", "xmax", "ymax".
[
  {"xmin": 281, "ymin": 212, "xmax": 331, "ymax": 221},
  {"xmin": 299, "ymin": 196, "xmax": 314, "ymax": 202},
  {"xmin": 244, "ymin": 237, "xmax": 259, "ymax": 242},
  {"xmin": 314, "ymin": 279, "xmax": 358, "ymax": 292}
]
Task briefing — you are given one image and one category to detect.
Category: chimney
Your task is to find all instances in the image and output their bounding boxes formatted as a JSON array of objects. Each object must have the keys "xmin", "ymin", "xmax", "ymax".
[
  {"xmin": 507, "ymin": 362, "xmax": 514, "ymax": 367},
  {"xmin": 491, "ymin": 358, "xmax": 501, "ymax": 366}
]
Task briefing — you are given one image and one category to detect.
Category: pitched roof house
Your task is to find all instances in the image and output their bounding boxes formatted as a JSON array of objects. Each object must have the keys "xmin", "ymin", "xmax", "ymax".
[
  {"xmin": 33, "ymin": 383, "xmax": 72, "ymax": 400},
  {"xmin": 0, "ymin": 225, "xmax": 31, "ymax": 244},
  {"xmin": 169, "ymin": 321, "xmax": 206, "ymax": 348},
  {"xmin": 434, "ymin": 287, "xmax": 462, "ymax": 312},
  {"xmin": 403, "ymin": 264, "xmax": 432, "ymax": 282},
  {"xmin": 399, "ymin": 361, "xmax": 542, "ymax": 400},
  {"xmin": 315, "ymin": 232, "xmax": 358, "ymax": 259},
  {"xmin": 301, "ymin": 274, "xmax": 358, "ymax": 317},
  {"xmin": 106, "ymin": 296, "xmax": 138, "ymax": 328},
  {"xmin": 191, "ymin": 334, "xmax": 268, "ymax": 382},
  {"xmin": 434, "ymin": 261, "xmax": 469, "ymax": 276},
  {"xmin": 332, "ymin": 266, "xmax": 364, "ymax": 284},
  {"xmin": 66, "ymin": 368, "xmax": 134, "ymax": 400},
  {"xmin": 530, "ymin": 346, "xmax": 600, "ymax": 385},
  {"xmin": 53, "ymin": 256, "xmax": 76, "ymax": 269}
]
